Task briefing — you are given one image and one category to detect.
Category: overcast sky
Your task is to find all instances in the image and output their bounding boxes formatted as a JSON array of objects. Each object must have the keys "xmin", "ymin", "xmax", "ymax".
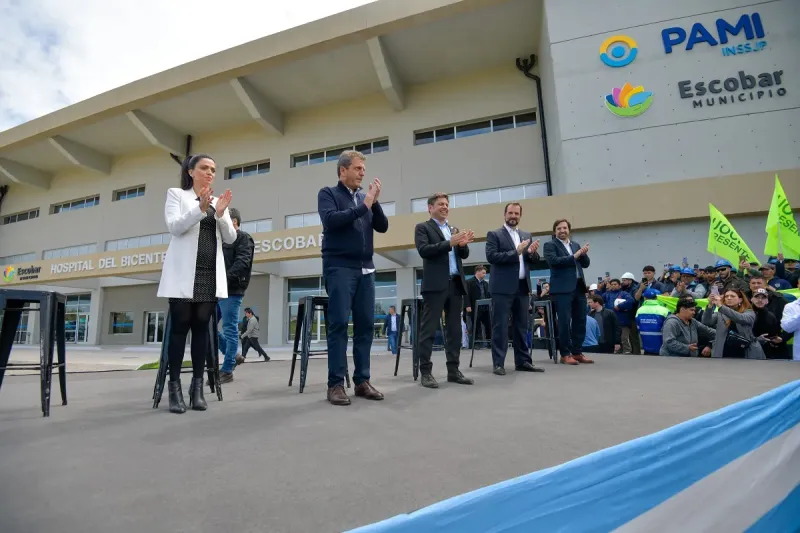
[{"xmin": 0, "ymin": 0, "xmax": 375, "ymax": 132}]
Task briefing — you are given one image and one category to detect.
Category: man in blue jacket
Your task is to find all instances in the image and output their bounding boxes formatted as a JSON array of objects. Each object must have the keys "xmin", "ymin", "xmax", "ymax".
[
  {"xmin": 635, "ymin": 289, "xmax": 669, "ymax": 355},
  {"xmin": 600, "ymin": 278, "xmax": 635, "ymax": 353},
  {"xmin": 318, "ymin": 150, "xmax": 389, "ymax": 406}
]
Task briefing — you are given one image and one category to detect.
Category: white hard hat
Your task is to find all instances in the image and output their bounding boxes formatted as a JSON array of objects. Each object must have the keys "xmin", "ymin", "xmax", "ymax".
[
  {"xmin": 621, "ymin": 272, "xmax": 635, "ymax": 280},
  {"xmin": 589, "ymin": 283, "xmax": 598, "ymax": 290}
]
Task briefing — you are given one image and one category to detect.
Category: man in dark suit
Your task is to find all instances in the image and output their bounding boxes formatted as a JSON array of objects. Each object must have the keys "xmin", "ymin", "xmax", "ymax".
[
  {"xmin": 382, "ymin": 305, "xmax": 400, "ymax": 355},
  {"xmin": 466, "ymin": 265, "xmax": 491, "ymax": 346},
  {"xmin": 542, "ymin": 218, "xmax": 593, "ymax": 365},
  {"xmin": 485, "ymin": 202, "xmax": 545, "ymax": 375},
  {"xmin": 414, "ymin": 192, "xmax": 475, "ymax": 389}
]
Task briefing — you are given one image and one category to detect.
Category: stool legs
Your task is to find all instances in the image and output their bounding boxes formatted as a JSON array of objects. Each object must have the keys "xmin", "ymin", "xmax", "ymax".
[{"xmin": 56, "ymin": 301, "xmax": 67, "ymax": 406}]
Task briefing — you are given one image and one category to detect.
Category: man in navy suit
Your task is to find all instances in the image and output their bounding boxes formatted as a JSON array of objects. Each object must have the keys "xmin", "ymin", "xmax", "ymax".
[
  {"xmin": 542, "ymin": 218, "xmax": 593, "ymax": 365},
  {"xmin": 485, "ymin": 202, "xmax": 546, "ymax": 375}
]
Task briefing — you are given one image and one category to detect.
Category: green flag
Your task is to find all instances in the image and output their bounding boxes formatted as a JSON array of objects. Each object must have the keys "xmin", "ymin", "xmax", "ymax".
[
  {"xmin": 764, "ymin": 175, "xmax": 800, "ymax": 258},
  {"xmin": 707, "ymin": 204, "xmax": 759, "ymax": 265}
]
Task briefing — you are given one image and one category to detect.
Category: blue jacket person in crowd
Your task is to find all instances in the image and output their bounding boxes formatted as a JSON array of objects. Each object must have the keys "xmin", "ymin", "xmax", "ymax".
[
  {"xmin": 542, "ymin": 219, "xmax": 594, "ymax": 365},
  {"xmin": 635, "ymin": 289, "xmax": 670, "ymax": 355},
  {"xmin": 317, "ymin": 150, "xmax": 388, "ymax": 406}
]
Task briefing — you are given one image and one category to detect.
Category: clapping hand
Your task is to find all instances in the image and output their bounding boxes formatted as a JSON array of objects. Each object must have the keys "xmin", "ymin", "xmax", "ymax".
[
  {"xmin": 198, "ymin": 186, "xmax": 213, "ymax": 212},
  {"xmin": 215, "ymin": 189, "xmax": 232, "ymax": 217},
  {"xmin": 517, "ymin": 239, "xmax": 531, "ymax": 254},
  {"xmin": 527, "ymin": 239, "xmax": 540, "ymax": 254},
  {"xmin": 364, "ymin": 179, "xmax": 381, "ymax": 208},
  {"xmin": 574, "ymin": 243, "xmax": 589, "ymax": 258},
  {"xmin": 457, "ymin": 230, "xmax": 474, "ymax": 247}
]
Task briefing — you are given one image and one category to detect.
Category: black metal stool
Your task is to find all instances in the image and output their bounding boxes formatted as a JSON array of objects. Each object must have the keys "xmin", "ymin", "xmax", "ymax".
[
  {"xmin": 394, "ymin": 297, "xmax": 447, "ymax": 380},
  {"xmin": 152, "ymin": 307, "xmax": 223, "ymax": 409},
  {"xmin": 0, "ymin": 289, "xmax": 67, "ymax": 417},
  {"xmin": 468, "ymin": 298, "xmax": 493, "ymax": 367},
  {"xmin": 288, "ymin": 295, "xmax": 350, "ymax": 393}
]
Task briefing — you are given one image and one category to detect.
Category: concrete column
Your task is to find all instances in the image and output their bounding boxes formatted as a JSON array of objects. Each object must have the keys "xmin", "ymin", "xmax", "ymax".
[
  {"xmin": 88, "ymin": 287, "xmax": 104, "ymax": 345},
  {"xmin": 266, "ymin": 274, "xmax": 286, "ymax": 346},
  {"xmin": 395, "ymin": 267, "xmax": 416, "ymax": 305}
]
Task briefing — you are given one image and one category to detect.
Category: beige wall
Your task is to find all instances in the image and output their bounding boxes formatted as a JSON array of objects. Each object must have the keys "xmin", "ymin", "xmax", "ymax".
[{"xmin": 0, "ymin": 64, "xmax": 539, "ymax": 257}]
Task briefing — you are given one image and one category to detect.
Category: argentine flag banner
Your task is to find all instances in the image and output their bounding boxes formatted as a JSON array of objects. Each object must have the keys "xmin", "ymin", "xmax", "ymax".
[{"xmin": 348, "ymin": 381, "xmax": 800, "ymax": 533}]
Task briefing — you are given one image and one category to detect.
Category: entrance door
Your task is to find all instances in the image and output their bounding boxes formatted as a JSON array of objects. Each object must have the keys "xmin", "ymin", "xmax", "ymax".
[
  {"xmin": 76, "ymin": 313, "xmax": 90, "ymax": 343},
  {"xmin": 145, "ymin": 311, "xmax": 166, "ymax": 344}
]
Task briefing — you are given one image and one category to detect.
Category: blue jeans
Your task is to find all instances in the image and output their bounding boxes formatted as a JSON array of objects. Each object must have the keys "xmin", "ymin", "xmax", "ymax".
[
  {"xmin": 387, "ymin": 331, "xmax": 398, "ymax": 354},
  {"xmin": 323, "ymin": 267, "xmax": 374, "ymax": 388},
  {"xmin": 217, "ymin": 295, "xmax": 243, "ymax": 374}
]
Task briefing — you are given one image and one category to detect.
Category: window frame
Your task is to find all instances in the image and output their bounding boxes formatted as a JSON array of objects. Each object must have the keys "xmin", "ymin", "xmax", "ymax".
[
  {"xmin": 290, "ymin": 138, "xmax": 390, "ymax": 168},
  {"xmin": 413, "ymin": 110, "xmax": 537, "ymax": 146}
]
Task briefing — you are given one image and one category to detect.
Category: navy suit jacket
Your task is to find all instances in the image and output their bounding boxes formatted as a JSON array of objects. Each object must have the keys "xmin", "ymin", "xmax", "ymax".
[
  {"xmin": 542, "ymin": 237, "xmax": 590, "ymax": 295},
  {"xmin": 415, "ymin": 219, "xmax": 469, "ymax": 294},
  {"xmin": 485, "ymin": 227, "xmax": 541, "ymax": 295}
]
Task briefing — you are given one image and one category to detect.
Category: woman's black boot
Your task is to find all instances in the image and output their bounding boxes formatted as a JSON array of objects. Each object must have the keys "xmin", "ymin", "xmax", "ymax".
[
  {"xmin": 189, "ymin": 377, "xmax": 208, "ymax": 411},
  {"xmin": 168, "ymin": 380, "xmax": 186, "ymax": 414}
]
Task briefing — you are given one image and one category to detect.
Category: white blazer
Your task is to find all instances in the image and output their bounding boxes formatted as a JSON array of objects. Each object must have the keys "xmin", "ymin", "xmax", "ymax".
[{"xmin": 157, "ymin": 187, "xmax": 237, "ymax": 299}]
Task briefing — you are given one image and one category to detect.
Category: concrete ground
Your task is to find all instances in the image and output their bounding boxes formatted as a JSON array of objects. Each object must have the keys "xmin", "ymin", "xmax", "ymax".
[{"xmin": 0, "ymin": 351, "xmax": 798, "ymax": 533}]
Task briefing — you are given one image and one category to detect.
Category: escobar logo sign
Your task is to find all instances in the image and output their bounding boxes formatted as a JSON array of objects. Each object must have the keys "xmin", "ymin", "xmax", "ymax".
[{"xmin": 678, "ymin": 69, "xmax": 786, "ymax": 109}]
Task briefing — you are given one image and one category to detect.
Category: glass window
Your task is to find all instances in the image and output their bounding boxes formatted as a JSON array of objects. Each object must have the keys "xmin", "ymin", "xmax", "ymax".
[
  {"xmin": 110, "ymin": 312, "xmax": 134, "ymax": 334},
  {"xmin": 492, "ymin": 116, "xmax": 515, "ymax": 131},
  {"xmin": 500, "ymin": 185, "xmax": 525, "ymax": 202},
  {"xmin": 257, "ymin": 162, "xmax": 270, "ymax": 174},
  {"xmin": 372, "ymin": 139, "xmax": 389, "ymax": 153},
  {"xmin": 309, "ymin": 151, "xmax": 325, "ymax": 165},
  {"xmin": 138, "ymin": 235, "xmax": 151, "ymax": 247},
  {"xmin": 326, "ymin": 147, "xmax": 348, "ymax": 162},
  {"xmin": 381, "ymin": 202, "xmax": 396, "ymax": 216},
  {"xmin": 414, "ymin": 131, "xmax": 434, "ymax": 146},
  {"xmin": 476, "ymin": 188, "xmax": 500, "ymax": 205},
  {"xmin": 452, "ymin": 192, "xmax": 476, "ymax": 208},
  {"xmin": 515, "ymin": 112, "xmax": 536, "ymax": 127},
  {"xmin": 456, "ymin": 120, "xmax": 491, "ymax": 138},
  {"xmin": 355, "ymin": 142, "xmax": 372, "ymax": 155},
  {"xmin": 303, "ymin": 213, "xmax": 321, "ymax": 227},
  {"xmin": 242, "ymin": 165, "xmax": 258, "ymax": 178},
  {"xmin": 435, "ymin": 127, "xmax": 454, "ymax": 142},
  {"xmin": 524, "ymin": 183, "xmax": 548, "ymax": 199},
  {"xmin": 373, "ymin": 271, "xmax": 397, "ymax": 319},
  {"xmin": 227, "ymin": 167, "xmax": 243, "ymax": 180},
  {"xmin": 255, "ymin": 219, "xmax": 272, "ymax": 232},
  {"xmin": 292, "ymin": 155, "xmax": 308, "ymax": 167},
  {"xmin": 150, "ymin": 234, "xmax": 162, "ymax": 246},
  {"xmin": 285, "ymin": 215, "xmax": 303, "ymax": 229},
  {"xmin": 411, "ymin": 198, "xmax": 428, "ymax": 213}
]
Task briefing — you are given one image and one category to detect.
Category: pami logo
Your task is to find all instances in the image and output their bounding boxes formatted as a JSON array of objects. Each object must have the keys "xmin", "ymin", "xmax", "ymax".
[{"xmin": 661, "ymin": 12, "xmax": 767, "ymax": 57}]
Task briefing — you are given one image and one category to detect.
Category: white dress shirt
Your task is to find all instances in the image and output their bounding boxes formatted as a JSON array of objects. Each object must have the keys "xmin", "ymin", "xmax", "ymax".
[
  {"xmin": 560, "ymin": 238, "xmax": 582, "ymax": 278},
  {"xmin": 504, "ymin": 224, "xmax": 526, "ymax": 280},
  {"xmin": 349, "ymin": 187, "xmax": 375, "ymax": 275}
]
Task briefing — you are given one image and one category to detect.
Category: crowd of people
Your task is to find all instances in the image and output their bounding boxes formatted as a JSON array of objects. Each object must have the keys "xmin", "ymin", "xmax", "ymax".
[{"xmin": 155, "ymin": 150, "xmax": 800, "ymax": 413}]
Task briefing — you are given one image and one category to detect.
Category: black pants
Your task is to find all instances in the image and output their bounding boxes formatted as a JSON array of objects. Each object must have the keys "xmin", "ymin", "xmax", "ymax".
[
  {"xmin": 167, "ymin": 301, "xmax": 215, "ymax": 381},
  {"xmin": 552, "ymin": 285, "xmax": 588, "ymax": 357},
  {"xmin": 490, "ymin": 279, "xmax": 533, "ymax": 368},
  {"xmin": 242, "ymin": 337, "xmax": 268, "ymax": 358},
  {"xmin": 418, "ymin": 278, "xmax": 464, "ymax": 375}
]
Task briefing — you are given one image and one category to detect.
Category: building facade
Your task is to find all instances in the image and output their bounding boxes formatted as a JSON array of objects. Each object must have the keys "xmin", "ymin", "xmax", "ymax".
[{"xmin": 0, "ymin": 0, "xmax": 797, "ymax": 346}]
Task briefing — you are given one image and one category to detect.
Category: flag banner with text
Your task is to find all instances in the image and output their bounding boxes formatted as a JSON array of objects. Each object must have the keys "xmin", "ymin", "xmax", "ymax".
[
  {"xmin": 657, "ymin": 289, "xmax": 799, "ymax": 313},
  {"xmin": 707, "ymin": 204, "xmax": 759, "ymax": 265},
  {"xmin": 765, "ymin": 175, "xmax": 800, "ymax": 258}
]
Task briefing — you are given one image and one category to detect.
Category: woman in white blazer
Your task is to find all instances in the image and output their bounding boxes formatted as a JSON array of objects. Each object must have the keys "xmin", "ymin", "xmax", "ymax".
[{"xmin": 157, "ymin": 154, "xmax": 236, "ymax": 414}]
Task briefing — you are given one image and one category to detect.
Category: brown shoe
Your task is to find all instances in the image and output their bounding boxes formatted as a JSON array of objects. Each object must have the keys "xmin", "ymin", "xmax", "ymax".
[
  {"xmin": 354, "ymin": 381, "xmax": 384, "ymax": 401},
  {"xmin": 573, "ymin": 354, "xmax": 594, "ymax": 364},
  {"xmin": 327, "ymin": 385, "xmax": 351, "ymax": 406},
  {"xmin": 561, "ymin": 355, "xmax": 579, "ymax": 365},
  {"xmin": 235, "ymin": 353, "xmax": 244, "ymax": 365}
]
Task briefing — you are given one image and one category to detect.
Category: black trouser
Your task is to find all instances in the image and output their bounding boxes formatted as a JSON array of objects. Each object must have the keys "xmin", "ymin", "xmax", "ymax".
[
  {"xmin": 167, "ymin": 301, "xmax": 215, "ymax": 382},
  {"xmin": 418, "ymin": 278, "xmax": 464, "ymax": 375},
  {"xmin": 490, "ymin": 279, "xmax": 533, "ymax": 369},
  {"xmin": 552, "ymin": 286, "xmax": 588, "ymax": 357},
  {"xmin": 242, "ymin": 337, "xmax": 268, "ymax": 358}
]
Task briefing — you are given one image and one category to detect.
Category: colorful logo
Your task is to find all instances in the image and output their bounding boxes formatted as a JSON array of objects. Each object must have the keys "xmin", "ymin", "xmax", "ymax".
[
  {"xmin": 604, "ymin": 83, "xmax": 654, "ymax": 117},
  {"xmin": 599, "ymin": 35, "xmax": 638, "ymax": 67},
  {"xmin": 3, "ymin": 266, "xmax": 15, "ymax": 282}
]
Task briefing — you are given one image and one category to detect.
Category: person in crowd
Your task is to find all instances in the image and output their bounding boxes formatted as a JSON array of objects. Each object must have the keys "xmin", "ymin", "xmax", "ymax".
[
  {"xmin": 542, "ymin": 219, "xmax": 592, "ymax": 365},
  {"xmin": 750, "ymin": 289, "xmax": 792, "ymax": 360},
  {"xmin": 635, "ymin": 289, "xmax": 669, "ymax": 355},
  {"xmin": 582, "ymin": 314, "xmax": 601, "ymax": 353},
  {"xmin": 702, "ymin": 289, "xmax": 765, "ymax": 359},
  {"xmin": 415, "ymin": 192, "xmax": 475, "ymax": 388},
  {"xmin": 215, "ymin": 207, "xmax": 255, "ymax": 384},
  {"xmin": 465, "ymin": 265, "xmax": 492, "ymax": 348},
  {"xmin": 760, "ymin": 260, "xmax": 792, "ymax": 291},
  {"xmin": 240, "ymin": 308, "xmax": 269, "ymax": 361},
  {"xmin": 671, "ymin": 268, "xmax": 707, "ymax": 299},
  {"xmin": 382, "ymin": 305, "xmax": 400, "ymax": 355},
  {"xmin": 713, "ymin": 259, "xmax": 749, "ymax": 293},
  {"xmin": 661, "ymin": 265, "xmax": 682, "ymax": 294},
  {"xmin": 660, "ymin": 297, "xmax": 716, "ymax": 357},
  {"xmin": 696, "ymin": 266, "xmax": 715, "ymax": 295},
  {"xmin": 317, "ymin": 150, "xmax": 388, "ymax": 406},
  {"xmin": 587, "ymin": 295, "xmax": 620, "ymax": 354},
  {"xmin": 634, "ymin": 266, "xmax": 667, "ymax": 301},
  {"xmin": 485, "ymin": 202, "xmax": 545, "ymax": 375},
  {"xmin": 619, "ymin": 273, "xmax": 642, "ymax": 354},
  {"xmin": 157, "ymin": 154, "xmax": 236, "ymax": 414},
  {"xmin": 599, "ymin": 278, "xmax": 635, "ymax": 354},
  {"xmin": 774, "ymin": 254, "xmax": 799, "ymax": 288},
  {"xmin": 746, "ymin": 273, "xmax": 788, "ymax": 319},
  {"xmin": 780, "ymin": 297, "xmax": 800, "ymax": 361}
]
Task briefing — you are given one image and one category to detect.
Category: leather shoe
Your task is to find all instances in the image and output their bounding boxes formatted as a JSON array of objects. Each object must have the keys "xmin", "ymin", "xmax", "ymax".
[
  {"xmin": 493, "ymin": 366, "xmax": 506, "ymax": 376},
  {"xmin": 561, "ymin": 355, "xmax": 579, "ymax": 365},
  {"xmin": 447, "ymin": 371, "xmax": 474, "ymax": 385},
  {"xmin": 327, "ymin": 385, "xmax": 351, "ymax": 405},
  {"xmin": 516, "ymin": 362, "xmax": 545, "ymax": 373},
  {"xmin": 354, "ymin": 381, "xmax": 384, "ymax": 400},
  {"xmin": 421, "ymin": 374, "xmax": 439, "ymax": 388},
  {"xmin": 573, "ymin": 354, "xmax": 594, "ymax": 364}
]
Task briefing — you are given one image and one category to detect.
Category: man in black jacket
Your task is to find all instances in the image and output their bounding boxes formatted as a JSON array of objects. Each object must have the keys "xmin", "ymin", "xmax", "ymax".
[
  {"xmin": 414, "ymin": 192, "xmax": 475, "ymax": 389},
  {"xmin": 465, "ymin": 265, "xmax": 492, "ymax": 347},
  {"xmin": 318, "ymin": 150, "xmax": 389, "ymax": 406},
  {"xmin": 485, "ymin": 202, "xmax": 544, "ymax": 375},
  {"xmin": 217, "ymin": 207, "xmax": 255, "ymax": 383}
]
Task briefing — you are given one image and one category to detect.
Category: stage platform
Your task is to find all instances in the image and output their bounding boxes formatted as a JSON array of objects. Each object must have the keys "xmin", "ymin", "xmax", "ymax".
[{"xmin": 1, "ymin": 351, "xmax": 798, "ymax": 533}]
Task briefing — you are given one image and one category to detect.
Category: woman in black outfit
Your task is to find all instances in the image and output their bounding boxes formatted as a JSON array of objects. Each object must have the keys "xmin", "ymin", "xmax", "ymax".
[{"xmin": 156, "ymin": 154, "xmax": 236, "ymax": 413}]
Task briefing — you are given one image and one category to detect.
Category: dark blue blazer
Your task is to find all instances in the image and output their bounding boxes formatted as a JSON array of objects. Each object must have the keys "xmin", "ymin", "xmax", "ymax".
[
  {"xmin": 485, "ymin": 227, "xmax": 540, "ymax": 295},
  {"xmin": 542, "ymin": 237, "xmax": 590, "ymax": 295}
]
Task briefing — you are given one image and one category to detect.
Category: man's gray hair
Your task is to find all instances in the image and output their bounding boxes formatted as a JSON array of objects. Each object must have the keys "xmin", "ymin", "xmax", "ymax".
[{"xmin": 336, "ymin": 150, "xmax": 366, "ymax": 178}]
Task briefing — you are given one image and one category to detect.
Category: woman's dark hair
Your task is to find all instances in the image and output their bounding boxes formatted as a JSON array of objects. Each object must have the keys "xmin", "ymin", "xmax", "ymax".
[{"xmin": 180, "ymin": 154, "xmax": 214, "ymax": 190}]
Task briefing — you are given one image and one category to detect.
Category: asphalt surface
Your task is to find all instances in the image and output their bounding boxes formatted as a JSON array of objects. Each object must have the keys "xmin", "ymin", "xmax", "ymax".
[{"xmin": 1, "ymin": 351, "xmax": 798, "ymax": 533}]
